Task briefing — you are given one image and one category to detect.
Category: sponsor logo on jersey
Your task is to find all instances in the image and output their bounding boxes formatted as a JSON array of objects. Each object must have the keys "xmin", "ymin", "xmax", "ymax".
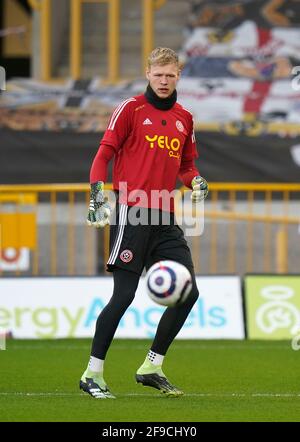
[
  {"xmin": 143, "ymin": 118, "xmax": 152, "ymax": 125},
  {"xmin": 120, "ymin": 249, "xmax": 133, "ymax": 263},
  {"xmin": 145, "ymin": 135, "xmax": 181, "ymax": 159}
]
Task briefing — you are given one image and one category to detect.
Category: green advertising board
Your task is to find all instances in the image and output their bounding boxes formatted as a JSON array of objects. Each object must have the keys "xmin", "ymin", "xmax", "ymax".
[{"xmin": 244, "ymin": 275, "xmax": 300, "ymax": 339}]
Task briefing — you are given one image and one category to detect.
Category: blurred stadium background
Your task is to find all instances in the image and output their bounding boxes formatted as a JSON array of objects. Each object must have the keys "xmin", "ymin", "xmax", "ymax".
[{"xmin": 0, "ymin": 0, "xmax": 300, "ymax": 422}]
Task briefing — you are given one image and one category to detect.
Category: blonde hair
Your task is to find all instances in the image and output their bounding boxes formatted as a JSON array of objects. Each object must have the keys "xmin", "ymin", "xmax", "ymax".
[{"xmin": 147, "ymin": 47, "xmax": 179, "ymax": 69}]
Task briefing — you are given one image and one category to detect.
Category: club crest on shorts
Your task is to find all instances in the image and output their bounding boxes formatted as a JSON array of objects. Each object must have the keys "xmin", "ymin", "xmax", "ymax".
[{"xmin": 120, "ymin": 249, "xmax": 133, "ymax": 263}]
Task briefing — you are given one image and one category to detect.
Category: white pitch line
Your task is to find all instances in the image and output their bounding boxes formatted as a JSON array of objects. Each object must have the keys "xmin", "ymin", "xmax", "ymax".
[
  {"xmin": 126, "ymin": 393, "xmax": 300, "ymax": 398},
  {"xmin": 0, "ymin": 392, "xmax": 300, "ymax": 398},
  {"xmin": 5, "ymin": 344, "xmax": 293, "ymax": 351},
  {"xmin": 0, "ymin": 392, "xmax": 86, "ymax": 397},
  {"xmin": 6, "ymin": 345, "xmax": 91, "ymax": 350}
]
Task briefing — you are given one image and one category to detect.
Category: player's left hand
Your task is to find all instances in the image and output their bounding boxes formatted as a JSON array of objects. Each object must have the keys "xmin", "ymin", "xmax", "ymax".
[{"xmin": 191, "ymin": 176, "xmax": 209, "ymax": 202}]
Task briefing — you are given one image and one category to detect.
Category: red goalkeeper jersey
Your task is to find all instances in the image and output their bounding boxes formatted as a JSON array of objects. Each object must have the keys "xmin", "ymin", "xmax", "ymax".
[{"xmin": 98, "ymin": 94, "xmax": 199, "ymax": 211}]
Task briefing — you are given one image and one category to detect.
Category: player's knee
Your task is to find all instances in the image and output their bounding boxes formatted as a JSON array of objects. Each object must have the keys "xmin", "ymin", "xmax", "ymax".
[
  {"xmin": 111, "ymin": 288, "xmax": 136, "ymax": 309},
  {"xmin": 122, "ymin": 288, "xmax": 136, "ymax": 306}
]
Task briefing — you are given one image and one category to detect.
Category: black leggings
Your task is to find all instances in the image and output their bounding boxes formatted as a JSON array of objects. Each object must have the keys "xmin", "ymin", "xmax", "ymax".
[{"xmin": 91, "ymin": 267, "xmax": 199, "ymax": 360}]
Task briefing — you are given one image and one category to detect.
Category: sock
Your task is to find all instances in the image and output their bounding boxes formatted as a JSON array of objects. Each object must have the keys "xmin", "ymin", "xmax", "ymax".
[
  {"xmin": 88, "ymin": 356, "xmax": 104, "ymax": 373},
  {"xmin": 147, "ymin": 350, "xmax": 164, "ymax": 366}
]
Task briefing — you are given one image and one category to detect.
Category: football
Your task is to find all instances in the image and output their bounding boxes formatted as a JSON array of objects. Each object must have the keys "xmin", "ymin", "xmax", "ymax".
[{"xmin": 146, "ymin": 260, "xmax": 192, "ymax": 307}]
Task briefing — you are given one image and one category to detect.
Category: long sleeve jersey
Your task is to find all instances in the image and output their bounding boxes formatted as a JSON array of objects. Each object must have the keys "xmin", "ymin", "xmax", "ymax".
[{"xmin": 90, "ymin": 94, "xmax": 200, "ymax": 211}]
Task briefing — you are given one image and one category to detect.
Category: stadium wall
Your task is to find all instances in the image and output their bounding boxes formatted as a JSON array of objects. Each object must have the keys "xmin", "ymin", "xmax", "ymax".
[{"xmin": 1, "ymin": 129, "xmax": 300, "ymax": 184}]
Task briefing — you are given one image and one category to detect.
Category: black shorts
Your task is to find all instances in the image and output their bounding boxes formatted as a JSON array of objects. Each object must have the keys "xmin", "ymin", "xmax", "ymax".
[{"xmin": 107, "ymin": 203, "xmax": 194, "ymax": 276}]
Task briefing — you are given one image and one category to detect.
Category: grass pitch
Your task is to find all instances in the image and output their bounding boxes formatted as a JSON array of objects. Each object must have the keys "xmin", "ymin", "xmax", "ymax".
[{"xmin": 0, "ymin": 339, "xmax": 299, "ymax": 422}]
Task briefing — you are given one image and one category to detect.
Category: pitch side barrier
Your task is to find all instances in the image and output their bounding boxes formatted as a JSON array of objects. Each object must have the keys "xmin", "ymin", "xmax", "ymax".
[
  {"xmin": 0, "ymin": 275, "xmax": 244, "ymax": 340},
  {"xmin": 1, "ymin": 274, "xmax": 300, "ymax": 341},
  {"xmin": 0, "ymin": 183, "xmax": 299, "ymax": 276}
]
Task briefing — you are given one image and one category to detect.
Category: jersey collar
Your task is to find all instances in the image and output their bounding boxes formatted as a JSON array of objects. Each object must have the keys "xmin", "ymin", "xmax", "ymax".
[{"xmin": 144, "ymin": 84, "xmax": 177, "ymax": 111}]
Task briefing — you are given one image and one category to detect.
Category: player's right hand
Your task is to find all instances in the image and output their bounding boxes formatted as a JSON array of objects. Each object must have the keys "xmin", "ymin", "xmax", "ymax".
[{"xmin": 87, "ymin": 181, "xmax": 111, "ymax": 228}]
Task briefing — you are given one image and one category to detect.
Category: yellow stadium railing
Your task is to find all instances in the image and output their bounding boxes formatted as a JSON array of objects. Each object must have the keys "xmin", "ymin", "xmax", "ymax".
[
  {"xmin": 142, "ymin": 0, "xmax": 167, "ymax": 71},
  {"xmin": 70, "ymin": 0, "xmax": 120, "ymax": 82},
  {"xmin": 0, "ymin": 183, "xmax": 299, "ymax": 276},
  {"xmin": 180, "ymin": 183, "xmax": 300, "ymax": 275},
  {"xmin": 29, "ymin": 0, "xmax": 167, "ymax": 82},
  {"xmin": 29, "ymin": 0, "xmax": 52, "ymax": 81}
]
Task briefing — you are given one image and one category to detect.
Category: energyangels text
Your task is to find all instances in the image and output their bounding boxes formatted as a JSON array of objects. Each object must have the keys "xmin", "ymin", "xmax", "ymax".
[{"xmin": 0, "ymin": 298, "xmax": 226, "ymax": 338}]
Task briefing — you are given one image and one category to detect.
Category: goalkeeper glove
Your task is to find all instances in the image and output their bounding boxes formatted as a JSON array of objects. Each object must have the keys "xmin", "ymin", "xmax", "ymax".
[
  {"xmin": 87, "ymin": 181, "xmax": 111, "ymax": 228},
  {"xmin": 191, "ymin": 176, "xmax": 209, "ymax": 202}
]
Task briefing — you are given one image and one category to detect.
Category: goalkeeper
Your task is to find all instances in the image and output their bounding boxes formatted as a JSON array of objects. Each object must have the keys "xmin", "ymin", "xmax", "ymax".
[{"xmin": 80, "ymin": 47, "xmax": 208, "ymax": 399}]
